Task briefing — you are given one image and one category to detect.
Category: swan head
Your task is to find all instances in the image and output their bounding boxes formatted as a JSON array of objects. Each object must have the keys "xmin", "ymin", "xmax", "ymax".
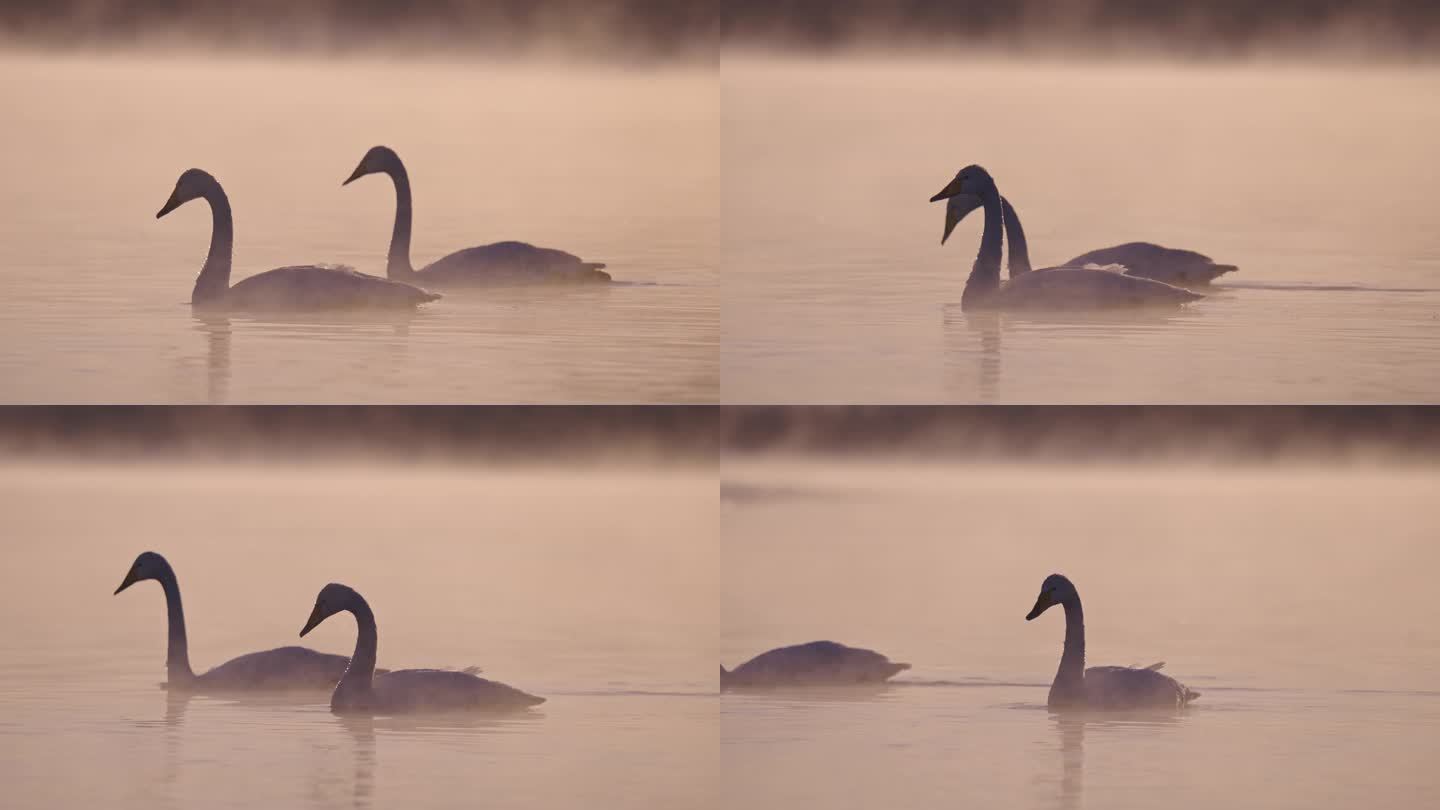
[
  {"xmin": 114, "ymin": 551, "xmax": 174, "ymax": 595},
  {"xmin": 344, "ymin": 146, "xmax": 401, "ymax": 185},
  {"xmin": 300, "ymin": 582, "xmax": 361, "ymax": 636},
  {"xmin": 157, "ymin": 169, "xmax": 217, "ymax": 219},
  {"xmin": 929, "ymin": 165, "xmax": 997, "ymax": 245},
  {"xmin": 1025, "ymin": 573, "xmax": 1078, "ymax": 621}
]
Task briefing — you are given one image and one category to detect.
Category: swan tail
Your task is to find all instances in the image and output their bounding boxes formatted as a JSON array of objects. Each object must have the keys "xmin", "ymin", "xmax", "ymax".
[
  {"xmin": 1183, "ymin": 686, "xmax": 1201, "ymax": 703},
  {"xmin": 1143, "ymin": 662, "xmax": 1166, "ymax": 671},
  {"xmin": 579, "ymin": 264, "xmax": 611, "ymax": 282}
]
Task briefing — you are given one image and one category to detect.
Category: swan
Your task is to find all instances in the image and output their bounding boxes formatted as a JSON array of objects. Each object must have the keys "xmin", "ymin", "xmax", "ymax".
[
  {"xmin": 983, "ymin": 195, "xmax": 1236, "ymax": 288},
  {"xmin": 929, "ymin": 166, "xmax": 1203, "ymax": 311},
  {"xmin": 114, "ymin": 551, "xmax": 366, "ymax": 692},
  {"xmin": 299, "ymin": 583, "xmax": 544, "ymax": 715},
  {"xmin": 342, "ymin": 146, "xmax": 610, "ymax": 287},
  {"xmin": 157, "ymin": 169, "xmax": 440, "ymax": 312},
  {"xmin": 1025, "ymin": 573, "xmax": 1199, "ymax": 711},
  {"xmin": 720, "ymin": 641, "xmax": 910, "ymax": 690}
]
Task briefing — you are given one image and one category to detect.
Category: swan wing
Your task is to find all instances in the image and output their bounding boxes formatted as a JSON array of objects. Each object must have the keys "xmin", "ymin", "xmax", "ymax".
[
  {"xmin": 195, "ymin": 646, "xmax": 355, "ymax": 691},
  {"xmin": 226, "ymin": 265, "xmax": 439, "ymax": 310},
  {"xmin": 997, "ymin": 267, "xmax": 1203, "ymax": 310},
  {"xmin": 1064, "ymin": 242, "xmax": 1237, "ymax": 287},
  {"xmin": 1083, "ymin": 665, "xmax": 1198, "ymax": 709},
  {"xmin": 370, "ymin": 668, "xmax": 544, "ymax": 712},
  {"xmin": 418, "ymin": 242, "xmax": 609, "ymax": 285}
]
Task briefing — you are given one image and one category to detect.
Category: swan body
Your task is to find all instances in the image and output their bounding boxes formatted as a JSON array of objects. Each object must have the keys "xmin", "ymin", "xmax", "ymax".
[
  {"xmin": 157, "ymin": 169, "xmax": 440, "ymax": 312},
  {"xmin": 300, "ymin": 583, "xmax": 544, "ymax": 715},
  {"xmin": 720, "ymin": 641, "xmax": 910, "ymax": 690},
  {"xmin": 343, "ymin": 146, "xmax": 609, "ymax": 287},
  {"xmin": 930, "ymin": 166, "xmax": 1203, "ymax": 311},
  {"xmin": 1026, "ymin": 573, "xmax": 1199, "ymax": 711},
  {"xmin": 114, "ymin": 551, "xmax": 365, "ymax": 692},
  {"xmin": 993, "ymin": 196, "xmax": 1236, "ymax": 288}
]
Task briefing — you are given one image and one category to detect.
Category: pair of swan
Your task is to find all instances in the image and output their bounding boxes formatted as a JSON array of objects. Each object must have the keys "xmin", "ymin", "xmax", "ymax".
[
  {"xmin": 158, "ymin": 146, "xmax": 606, "ymax": 313},
  {"xmin": 115, "ymin": 552, "xmax": 543, "ymax": 715},
  {"xmin": 723, "ymin": 574, "xmax": 1198, "ymax": 712},
  {"xmin": 929, "ymin": 165, "xmax": 1232, "ymax": 311}
]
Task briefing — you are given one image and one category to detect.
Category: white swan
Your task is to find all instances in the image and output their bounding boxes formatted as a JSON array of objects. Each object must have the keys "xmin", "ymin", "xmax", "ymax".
[
  {"xmin": 993, "ymin": 196, "xmax": 1237, "ymax": 288},
  {"xmin": 929, "ymin": 166, "xmax": 1203, "ymax": 311},
  {"xmin": 1026, "ymin": 574, "xmax": 1199, "ymax": 711},
  {"xmin": 720, "ymin": 641, "xmax": 910, "ymax": 690},
  {"xmin": 115, "ymin": 551, "xmax": 366, "ymax": 692},
  {"xmin": 157, "ymin": 169, "xmax": 440, "ymax": 312},
  {"xmin": 299, "ymin": 583, "xmax": 545, "ymax": 715},
  {"xmin": 342, "ymin": 146, "xmax": 610, "ymax": 287}
]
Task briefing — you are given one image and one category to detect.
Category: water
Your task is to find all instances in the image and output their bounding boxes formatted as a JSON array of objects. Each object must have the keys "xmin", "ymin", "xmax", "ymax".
[
  {"xmin": 721, "ymin": 458, "xmax": 1440, "ymax": 809},
  {"xmin": 722, "ymin": 57, "xmax": 1440, "ymax": 402},
  {"xmin": 0, "ymin": 461, "xmax": 716, "ymax": 809},
  {"xmin": 0, "ymin": 54, "xmax": 717, "ymax": 403}
]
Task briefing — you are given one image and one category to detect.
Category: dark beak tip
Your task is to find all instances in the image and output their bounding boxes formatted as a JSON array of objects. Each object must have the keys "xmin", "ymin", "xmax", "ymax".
[{"xmin": 929, "ymin": 193, "xmax": 945, "ymax": 203}]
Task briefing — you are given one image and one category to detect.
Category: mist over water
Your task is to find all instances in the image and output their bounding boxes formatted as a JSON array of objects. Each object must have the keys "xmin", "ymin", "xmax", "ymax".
[
  {"xmin": 0, "ymin": 459, "xmax": 716, "ymax": 809},
  {"xmin": 722, "ymin": 56, "xmax": 1440, "ymax": 403},
  {"xmin": 722, "ymin": 456, "xmax": 1440, "ymax": 809},
  {"xmin": 0, "ymin": 52, "xmax": 717, "ymax": 403}
]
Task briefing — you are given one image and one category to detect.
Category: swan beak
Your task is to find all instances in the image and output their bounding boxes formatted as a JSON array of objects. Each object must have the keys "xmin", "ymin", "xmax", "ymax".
[
  {"xmin": 342, "ymin": 164, "xmax": 367, "ymax": 186},
  {"xmin": 114, "ymin": 570, "xmax": 139, "ymax": 595},
  {"xmin": 1025, "ymin": 593, "xmax": 1054, "ymax": 621},
  {"xmin": 929, "ymin": 175, "xmax": 968, "ymax": 203},
  {"xmin": 299, "ymin": 605, "xmax": 327, "ymax": 637},
  {"xmin": 942, "ymin": 194, "xmax": 982, "ymax": 245},
  {"xmin": 156, "ymin": 194, "xmax": 182, "ymax": 219}
]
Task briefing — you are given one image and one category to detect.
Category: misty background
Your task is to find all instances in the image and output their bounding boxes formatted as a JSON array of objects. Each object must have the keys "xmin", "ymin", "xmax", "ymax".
[
  {"xmin": 0, "ymin": 406, "xmax": 718, "ymax": 462},
  {"xmin": 3, "ymin": 1, "xmax": 1438, "ymax": 59}
]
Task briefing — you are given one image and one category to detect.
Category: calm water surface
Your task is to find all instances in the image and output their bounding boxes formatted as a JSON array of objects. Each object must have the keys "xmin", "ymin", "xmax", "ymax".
[
  {"xmin": 0, "ymin": 54, "xmax": 717, "ymax": 403},
  {"xmin": 722, "ymin": 459, "xmax": 1440, "ymax": 808},
  {"xmin": 723, "ymin": 58, "xmax": 1440, "ymax": 402},
  {"xmin": 0, "ymin": 462, "xmax": 716, "ymax": 809}
]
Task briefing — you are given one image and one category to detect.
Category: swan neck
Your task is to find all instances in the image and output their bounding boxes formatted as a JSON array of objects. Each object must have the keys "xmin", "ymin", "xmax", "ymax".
[
  {"xmin": 1001, "ymin": 197, "xmax": 1033, "ymax": 276},
  {"xmin": 1053, "ymin": 597, "xmax": 1086, "ymax": 701},
  {"xmin": 342, "ymin": 597, "xmax": 378, "ymax": 692},
  {"xmin": 961, "ymin": 189, "xmax": 1004, "ymax": 309},
  {"xmin": 193, "ymin": 182, "xmax": 234, "ymax": 306},
  {"xmin": 158, "ymin": 568, "xmax": 194, "ymax": 683},
  {"xmin": 386, "ymin": 164, "xmax": 415, "ymax": 278}
]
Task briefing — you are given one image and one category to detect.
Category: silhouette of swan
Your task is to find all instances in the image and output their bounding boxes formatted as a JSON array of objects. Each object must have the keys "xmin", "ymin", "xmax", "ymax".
[
  {"xmin": 157, "ymin": 169, "xmax": 439, "ymax": 312},
  {"xmin": 1026, "ymin": 573, "xmax": 1200, "ymax": 711},
  {"xmin": 993, "ymin": 196, "xmax": 1236, "ymax": 287},
  {"xmin": 342, "ymin": 146, "xmax": 610, "ymax": 287},
  {"xmin": 299, "ymin": 583, "xmax": 545, "ymax": 715},
  {"xmin": 115, "ymin": 551, "xmax": 368, "ymax": 692},
  {"xmin": 930, "ymin": 166, "xmax": 1203, "ymax": 311},
  {"xmin": 720, "ymin": 641, "xmax": 910, "ymax": 690}
]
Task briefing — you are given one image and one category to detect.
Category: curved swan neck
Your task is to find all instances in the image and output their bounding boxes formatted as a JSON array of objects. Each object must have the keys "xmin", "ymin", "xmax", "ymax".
[
  {"xmin": 1000, "ymin": 197, "xmax": 1033, "ymax": 276},
  {"xmin": 193, "ymin": 179, "xmax": 234, "ymax": 306},
  {"xmin": 384, "ymin": 162, "xmax": 416, "ymax": 278},
  {"xmin": 340, "ymin": 594, "xmax": 379, "ymax": 692},
  {"xmin": 157, "ymin": 566, "xmax": 194, "ymax": 683},
  {"xmin": 1052, "ymin": 596, "xmax": 1086, "ymax": 702},
  {"xmin": 961, "ymin": 188, "xmax": 1004, "ymax": 309}
]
